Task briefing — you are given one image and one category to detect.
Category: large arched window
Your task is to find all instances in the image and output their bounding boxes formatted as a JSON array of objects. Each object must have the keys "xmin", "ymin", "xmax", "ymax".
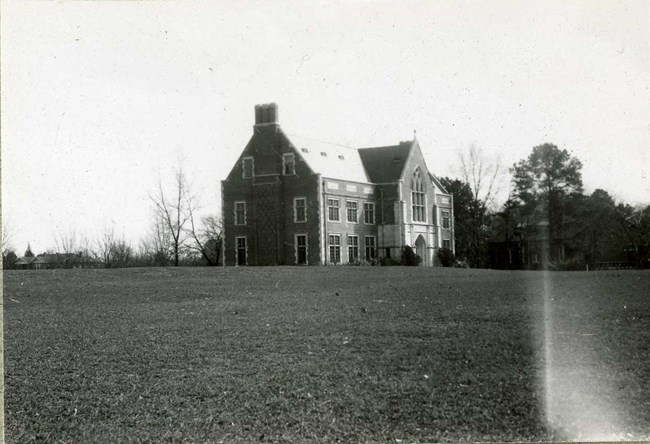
[{"xmin": 411, "ymin": 169, "xmax": 426, "ymax": 222}]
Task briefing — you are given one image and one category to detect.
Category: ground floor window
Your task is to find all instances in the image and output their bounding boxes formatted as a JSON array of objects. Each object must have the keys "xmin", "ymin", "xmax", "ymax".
[
  {"xmin": 329, "ymin": 234, "xmax": 341, "ymax": 263},
  {"xmin": 442, "ymin": 239, "xmax": 451, "ymax": 249},
  {"xmin": 347, "ymin": 235, "xmax": 359, "ymax": 262},
  {"xmin": 236, "ymin": 237, "xmax": 247, "ymax": 266},
  {"xmin": 296, "ymin": 234, "xmax": 307, "ymax": 265},
  {"xmin": 365, "ymin": 236, "xmax": 376, "ymax": 260}
]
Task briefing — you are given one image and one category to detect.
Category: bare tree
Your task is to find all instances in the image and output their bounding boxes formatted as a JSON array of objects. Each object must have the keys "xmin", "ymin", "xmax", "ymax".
[
  {"xmin": 2, "ymin": 220, "xmax": 14, "ymax": 257},
  {"xmin": 149, "ymin": 166, "xmax": 193, "ymax": 266},
  {"xmin": 96, "ymin": 227, "xmax": 116, "ymax": 267},
  {"xmin": 454, "ymin": 144, "xmax": 503, "ymax": 267},
  {"xmin": 55, "ymin": 228, "xmax": 78, "ymax": 254},
  {"xmin": 111, "ymin": 238, "xmax": 133, "ymax": 268},
  {"xmin": 2, "ymin": 220, "xmax": 17, "ymax": 268},
  {"xmin": 457, "ymin": 144, "xmax": 502, "ymax": 213},
  {"xmin": 187, "ymin": 210, "xmax": 223, "ymax": 266}
]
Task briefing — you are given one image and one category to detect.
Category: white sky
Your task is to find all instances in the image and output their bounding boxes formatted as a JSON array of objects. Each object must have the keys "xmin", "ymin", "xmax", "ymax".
[{"xmin": 2, "ymin": 0, "xmax": 648, "ymax": 255}]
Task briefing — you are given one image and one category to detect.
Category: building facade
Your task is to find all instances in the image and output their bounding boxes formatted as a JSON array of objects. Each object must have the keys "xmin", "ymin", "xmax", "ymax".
[{"xmin": 221, "ymin": 103, "xmax": 454, "ymax": 266}]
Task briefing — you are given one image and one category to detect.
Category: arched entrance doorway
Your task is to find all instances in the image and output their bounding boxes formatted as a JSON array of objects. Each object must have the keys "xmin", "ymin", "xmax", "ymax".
[{"xmin": 415, "ymin": 235, "xmax": 427, "ymax": 266}]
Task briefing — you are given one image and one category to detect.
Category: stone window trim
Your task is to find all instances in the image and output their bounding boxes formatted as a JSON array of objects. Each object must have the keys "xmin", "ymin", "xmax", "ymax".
[
  {"xmin": 328, "ymin": 233, "xmax": 341, "ymax": 264},
  {"xmin": 347, "ymin": 235, "xmax": 359, "ymax": 263},
  {"xmin": 294, "ymin": 197, "xmax": 307, "ymax": 223},
  {"xmin": 442, "ymin": 210, "xmax": 451, "ymax": 229},
  {"xmin": 283, "ymin": 153, "xmax": 296, "ymax": 175},
  {"xmin": 363, "ymin": 202, "xmax": 375, "ymax": 225},
  {"xmin": 235, "ymin": 236, "xmax": 247, "ymax": 266},
  {"xmin": 346, "ymin": 200, "xmax": 358, "ymax": 224},
  {"xmin": 242, "ymin": 156, "xmax": 254, "ymax": 179},
  {"xmin": 365, "ymin": 236, "xmax": 377, "ymax": 260},
  {"xmin": 295, "ymin": 233, "xmax": 308, "ymax": 265},
  {"xmin": 327, "ymin": 198, "xmax": 340, "ymax": 222},
  {"xmin": 411, "ymin": 168, "xmax": 426, "ymax": 223},
  {"xmin": 234, "ymin": 201, "xmax": 246, "ymax": 226}
]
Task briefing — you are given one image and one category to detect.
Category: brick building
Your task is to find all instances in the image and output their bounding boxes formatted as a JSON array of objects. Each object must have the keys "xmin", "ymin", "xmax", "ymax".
[{"xmin": 221, "ymin": 103, "xmax": 454, "ymax": 266}]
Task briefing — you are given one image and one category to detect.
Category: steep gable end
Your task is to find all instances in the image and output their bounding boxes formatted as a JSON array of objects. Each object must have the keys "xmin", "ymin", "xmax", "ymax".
[{"xmin": 358, "ymin": 142, "xmax": 412, "ymax": 183}]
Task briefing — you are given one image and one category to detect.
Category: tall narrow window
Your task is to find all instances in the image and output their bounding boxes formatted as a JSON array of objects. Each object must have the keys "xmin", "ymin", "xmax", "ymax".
[
  {"xmin": 411, "ymin": 169, "xmax": 425, "ymax": 222},
  {"xmin": 234, "ymin": 201, "xmax": 246, "ymax": 225},
  {"xmin": 294, "ymin": 198, "xmax": 307, "ymax": 223},
  {"xmin": 236, "ymin": 237, "xmax": 247, "ymax": 266},
  {"xmin": 346, "ymin": 200, "xmax": 358, "ymax": 223},
  {"xmin": 442, "ymin": 210, "xmax": 450, "ymax": 229},
  {"xmin": 363, "ymin": 202, "xmax": 375, "ymax": 224},
  {"xmin": 296, "ymin": 234, "xmax": 307, "ymax": 265},
  {"xmin": 328, "ymin": 199, "xmax": 340, "ymax": 221},
  {"xmin": 347, "ymin": 235, "xmax": 359, "ymax": 263},
  {"xmin": 365, "ymin": 236, "xmax": 376, "ymax": 260},
  {"xmin": 328, "ymin": 234, "xmax": 341, "ymax": 263},
  {"xmin": 242, "ymin": 157, "xmax": 254, "ymax": 178},
  {"xmin": 283, "ymin": 153, "xmax": 295, "ymax": 175}
]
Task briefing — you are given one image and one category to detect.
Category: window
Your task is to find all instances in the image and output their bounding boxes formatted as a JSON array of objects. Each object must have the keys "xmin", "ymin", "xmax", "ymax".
[
  {"xmin": 236, "ymin": 237, "xmax": 247, "ymax": 266},
  {"xmin": 283, "ymin": 153, "xmax": 295, "ymax": 175},
  {"xmin": 234, "ymin": 201, "xmax": 246, "ymax": 225},
  {"xmin": 328, "ymin": 198, "xmax": 340, "ymax": 221},
  {"xmin": 242, "ymin": 157, "xmax": 254, "ymax": 178},
  {"xmin": 295, "ymin": 234, "xmax": 307, "ymax": 265},
  {"xmin": 411, "ymin": 169, "xmax": 426, "ymax": 222},
  {"xmin": 363, "ymin": 202, "xmax": 375, "ymax": 224},
  {"xmin": 347, "ymin": 235, "xmax": 359, "ymax": 262},
  {"xmin": 328, "ymin": 234, "xmax": 341, "ymax": 263},
  {"xmin": 294, "ymin": 198, "xmax": 307, "ymax": 223},
  {"xmin": 346, "ymin": 200, "xmax": 358, "ymax": 223},
  {"xmin": 442, "ymin": 210, "xmax": 450, "ymax": 229},
  {"xmin": 442, "ymin": 239, "xmax": 451, "ymax": 250},
  {"xmin": 365, "ymin": 236, "xmax": 376, "ymax": 260}
]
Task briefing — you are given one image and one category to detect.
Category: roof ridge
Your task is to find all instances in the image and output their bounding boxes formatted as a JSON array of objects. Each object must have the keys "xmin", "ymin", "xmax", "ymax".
[{"xmin": 284, "ymin": 133, "xmax": 357, "ymax": 150}]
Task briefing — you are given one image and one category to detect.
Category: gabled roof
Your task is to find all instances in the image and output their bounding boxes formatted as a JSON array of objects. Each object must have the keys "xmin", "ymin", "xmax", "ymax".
[
  {"xmin": 286, "ymin": 134, "xmax": 370, "ymax": 183},
  {"xmin": 15, "ymin": 256, "xmax": 36, "ymax": 265},
  {"xmin": 428, "ymin": 172, "xmax": 449, "ymax": 194},
  {"xmin": 357, "ymin": 142, "xmax": 412, "ymax": 184}
]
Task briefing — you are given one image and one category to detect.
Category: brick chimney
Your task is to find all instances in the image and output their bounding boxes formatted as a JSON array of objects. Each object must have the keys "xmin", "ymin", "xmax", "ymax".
[{"xmin": 254, "ymin": 103, "xmax": 278, "ymax": 126}]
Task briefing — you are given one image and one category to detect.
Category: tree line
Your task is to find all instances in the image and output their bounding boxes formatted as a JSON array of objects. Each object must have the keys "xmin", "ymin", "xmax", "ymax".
[
  {"xmin": 442, "ymin": 143, "xmax": 649, "ymax": 269},
  {"xmin": 2, "ymin": 165, "xmax": 223, "ymax": 269}
]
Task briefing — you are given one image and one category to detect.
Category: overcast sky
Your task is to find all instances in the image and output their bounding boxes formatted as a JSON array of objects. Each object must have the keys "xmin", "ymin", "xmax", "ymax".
[{"xmin": 2, "ymin": 0, "xmax": 648, "ymax": 255}]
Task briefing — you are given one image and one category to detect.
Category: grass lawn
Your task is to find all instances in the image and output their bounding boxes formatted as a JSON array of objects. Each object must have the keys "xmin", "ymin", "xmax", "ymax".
[{"xmin": 4, "ymin": 267, "xmax": 650, "ymax": 443}]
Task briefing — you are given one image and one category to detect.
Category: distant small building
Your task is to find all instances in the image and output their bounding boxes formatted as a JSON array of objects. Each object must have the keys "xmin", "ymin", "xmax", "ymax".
[
  {"xmin": 14, "ymin": 256, "xmax": 37, "ymax": 269},
  {"xmin": 221, "ymin": 103, "xmax": 454, "ymax": 266},
  {"xmin": 489, "ymin": 220, "xmax": 632, "ymax": 270},
  {"xmin": 14, "ymin": 253, "xmax": 101, "ymax": 270}
]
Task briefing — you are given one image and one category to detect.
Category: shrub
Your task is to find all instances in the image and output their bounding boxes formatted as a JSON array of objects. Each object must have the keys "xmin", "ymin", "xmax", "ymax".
[
  {"xmin": 380, "ymin": 257, "xmax": 402, "ymax": 266},
  {"xmin": 556, "ymin": 257, "xmax": 587, "ymax": 271},
  {"xmin": 349, "ymin": 259, "xmax": 374, "ymax": 266},
  {"xmin": 402, "ymin": 246, "xmax": 421, "ymax": 266},
  {"xmin": 437, "ymin": 247, "xmax": 455, "ymax": 267}
]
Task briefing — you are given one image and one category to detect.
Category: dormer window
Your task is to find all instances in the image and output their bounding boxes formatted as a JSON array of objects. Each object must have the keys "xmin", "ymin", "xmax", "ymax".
[
  {"xmin": 242, "ymin": 157, "xmax": 254, "ymax": 178},
  {"xmin": 283, "ymin": 153, "xmax": 295, "ymax": 175}
]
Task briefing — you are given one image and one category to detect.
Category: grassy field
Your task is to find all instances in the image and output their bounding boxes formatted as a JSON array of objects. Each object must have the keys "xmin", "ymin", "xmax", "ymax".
[{"xmin": 3, "ymin": 267, "xmax": 650, "ymax": 443}]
